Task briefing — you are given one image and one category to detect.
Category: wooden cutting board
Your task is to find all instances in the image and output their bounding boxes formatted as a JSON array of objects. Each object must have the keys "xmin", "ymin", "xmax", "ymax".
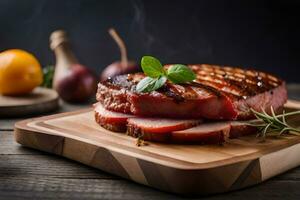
[
  {"xmin": 0, "ymin": 87, "xmax": 59, "ymax": 117},
  {"xmin": 14, "ymin": 100, "xmax": 300, "ymax": 195}
]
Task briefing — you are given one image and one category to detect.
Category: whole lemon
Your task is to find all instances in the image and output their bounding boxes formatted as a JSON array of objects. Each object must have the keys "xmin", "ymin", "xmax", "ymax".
[{"xmin": 0, "ymin": 49, "xmax": 43, "ymax": 95}]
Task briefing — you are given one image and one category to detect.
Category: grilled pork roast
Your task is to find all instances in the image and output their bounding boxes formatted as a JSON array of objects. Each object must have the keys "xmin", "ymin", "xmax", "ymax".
[
  {"xmin": 95, "ymin": 64, "xmax": 287, "ymax": 144},
  {"xmin": 97, "ymin": 64, "xmax": 287, "ymax": 120}
]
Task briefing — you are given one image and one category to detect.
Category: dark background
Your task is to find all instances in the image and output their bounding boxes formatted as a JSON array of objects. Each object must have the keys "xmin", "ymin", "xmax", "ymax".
[{"xmin": 0, "ymin": 0, "xmax": 300, "ymax": 82}]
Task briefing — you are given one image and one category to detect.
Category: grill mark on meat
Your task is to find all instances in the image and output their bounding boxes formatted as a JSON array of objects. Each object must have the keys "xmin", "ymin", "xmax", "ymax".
[
  {"xmin": 192, "ymin": 77, "xmax": 242, "ymax": 99},
  {"xmin": 103, "ymin": 65, "xmax": 282, "ymax": 101},
  {"xmin": 159, "ymin": 84, "xmax": 185, "ymax": 103},
  {"xmin": 196, "ymin": 76, "xmax": 242, "ymax": 97},
  {"xmin": 101, "ymin": 65, "xmax": 282, "ymax": 101},
  {"xmin": 194, "ymin": 68, "xmax": 254, "ymax": 98},
  {"xmin": 161, "ymin": 81, "xmax": 223, "ymax": 102},
  {"xmin": 222, "ymin": 74, "xmax": 257, "ymax": 97},
  {"xmin": 188, "ymin": 81, "xmax": 222, "ymax": 97},
  {"xmin": 184, "ymin": 85, "xmax": 199, "ymax": 98},
  {"xmin": 190, "ymin": 65, "xmax": 282, "ymax": 100}
]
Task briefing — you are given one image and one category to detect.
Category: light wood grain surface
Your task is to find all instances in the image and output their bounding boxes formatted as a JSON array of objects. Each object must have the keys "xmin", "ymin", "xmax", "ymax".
[
  {"xmin": 13, "ymin": 100, "xmax": 300, "ymax": 195},
  {"xmin": 1, "ymin": 85, "xmax": 300, "ymax": 199},
  {"xmin": 0, "ymin": 87, "xmax": 59, "ymax": 117}
]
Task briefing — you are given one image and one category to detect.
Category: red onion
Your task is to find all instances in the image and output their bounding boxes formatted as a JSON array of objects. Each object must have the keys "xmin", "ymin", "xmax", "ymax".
[{"xmin": 100, "ymin": 28, "xmax": 139, "ymax": 81}]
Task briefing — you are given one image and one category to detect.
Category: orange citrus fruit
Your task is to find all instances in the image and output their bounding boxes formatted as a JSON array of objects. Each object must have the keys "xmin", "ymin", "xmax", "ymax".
[{"xmin": 0, "ymin": 49, "xmax": 43, "ymax": 95}]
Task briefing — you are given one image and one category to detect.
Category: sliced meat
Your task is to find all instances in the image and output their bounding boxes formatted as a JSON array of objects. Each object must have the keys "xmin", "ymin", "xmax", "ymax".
[
  {"xmin": 94, "ymin": 103, "xmax": 257, "ymax": 144},
  {"xmin": 229, "ymin": 121, "xmax": 257, "ymax": 138},
  {"xmin": 171, "ymin": 121, "xmax": 257, "ymax": 144},
  {"xmin": 171, "ymin": 122, "xmax": 231, "ymax": 144},
  {"xmin": 94, "ymin": 103, "xmax": 134, "ymax": 132},
  {"xmin": 127, "ymin": 118, "xmax": 201, "ymax": 142},
  {"xmin": 97, "ymin": 64, "xmax": 287, "ymax": 120}
]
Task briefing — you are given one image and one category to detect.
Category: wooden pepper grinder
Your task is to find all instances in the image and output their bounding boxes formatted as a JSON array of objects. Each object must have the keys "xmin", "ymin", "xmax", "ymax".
[{"xmin": 50, "ymin": 30, "xmax": 97, "ymax": 103}]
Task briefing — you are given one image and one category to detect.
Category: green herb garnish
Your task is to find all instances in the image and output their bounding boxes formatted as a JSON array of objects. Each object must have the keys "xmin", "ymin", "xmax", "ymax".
[
  {"xmin": 167, "ymin": 64, "xmax": 196, "ymax": 84},
  {"xmin": 136, "ymin": 56, "xmax": 196, "ymax": 93},
  {"xmin": 41, "ymin": 65, "xmax": 55, "ymax": 88},
  {"xmin": 249, "ymin": 107, "xmax": 300, "ymax": 139}
]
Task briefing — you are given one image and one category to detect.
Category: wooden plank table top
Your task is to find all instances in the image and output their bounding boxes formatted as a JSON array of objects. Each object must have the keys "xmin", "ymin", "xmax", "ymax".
[{"xmin": 1, "ymin": 85, "xmax": 300, "ymax": 200}]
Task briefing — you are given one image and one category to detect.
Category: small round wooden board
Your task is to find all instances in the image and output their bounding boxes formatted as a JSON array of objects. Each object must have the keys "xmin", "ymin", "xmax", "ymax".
[{"xmin": 0, "ymin": 87, "xmax": 59, "ymax": 117}]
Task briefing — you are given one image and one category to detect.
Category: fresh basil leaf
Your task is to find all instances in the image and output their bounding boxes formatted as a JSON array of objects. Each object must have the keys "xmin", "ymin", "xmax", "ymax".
[
  {"xmin": 152, "ymin": 76, "xmax": 167, "ymax": 91},
  {"xmin": 167, "ymin": 64, "xmax": 196, "ymax": 84},
  {"xmin": 136, "ymin": 77, "xmax": 155, "ymax": 93},
  {"xmin": 141, "ymin": 56, "xmax": 165, "ymax": 78},
  {"xmin": 136, "ymin": 76, "xmax": 167, "ymax": 93}
]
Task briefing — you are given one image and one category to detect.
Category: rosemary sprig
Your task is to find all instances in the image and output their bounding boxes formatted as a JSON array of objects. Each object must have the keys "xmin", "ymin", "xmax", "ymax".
[{"xmin": 249, "ymin": 107, "xmax": 300, "ymax": 139}]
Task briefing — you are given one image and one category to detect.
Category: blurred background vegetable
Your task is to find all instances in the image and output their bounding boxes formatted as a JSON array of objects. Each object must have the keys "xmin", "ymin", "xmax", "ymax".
[
  {"xmin": 50, "ymin": 30, "xmax": 97, "ymax": 103},
  {"xmin": 100, "ymin": 28, "xmax": 139, "ymax": 81}
]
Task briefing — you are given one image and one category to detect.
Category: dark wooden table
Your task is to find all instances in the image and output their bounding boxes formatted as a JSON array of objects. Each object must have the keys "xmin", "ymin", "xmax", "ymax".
[{"xmin": 1, "ymin": 85, "xmax": 300, "ymax": 200}]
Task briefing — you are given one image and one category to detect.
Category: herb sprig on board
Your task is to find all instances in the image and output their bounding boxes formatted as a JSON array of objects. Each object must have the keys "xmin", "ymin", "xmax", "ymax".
[
  {"xmin": 41, "ymin": 65, "xmax": 55, "ymax": 88},
  {"xmin": 249, "ymin": 107, "xmax": 300, "ymax": 138},
  {"xmin": 136, "ymin": 56, "xmax": 196, "ymax": 93}
]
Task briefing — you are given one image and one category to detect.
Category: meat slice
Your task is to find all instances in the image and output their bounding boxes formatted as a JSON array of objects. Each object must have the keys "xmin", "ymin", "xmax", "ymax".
[
  {"xmin": 127, "ymin": 118, "xmax": 201, "ymax": 142},
  {"xmin": 171, "ymin": 122, "xmax": 231, "ymax": 144},
  {"xmin": 171, "ymin": 121, "xmax": 257, "ymax": 144},
  {"xmin": 229, "ymin": 121, "xmax": 257, "ymax": 138},
  {"xmin": 94, "ymin": 103, "xmax": 134, "ymax": 132},
  {"xmin": 97, "ymin": 64, "xmax": 287, "ymax": 120}
]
